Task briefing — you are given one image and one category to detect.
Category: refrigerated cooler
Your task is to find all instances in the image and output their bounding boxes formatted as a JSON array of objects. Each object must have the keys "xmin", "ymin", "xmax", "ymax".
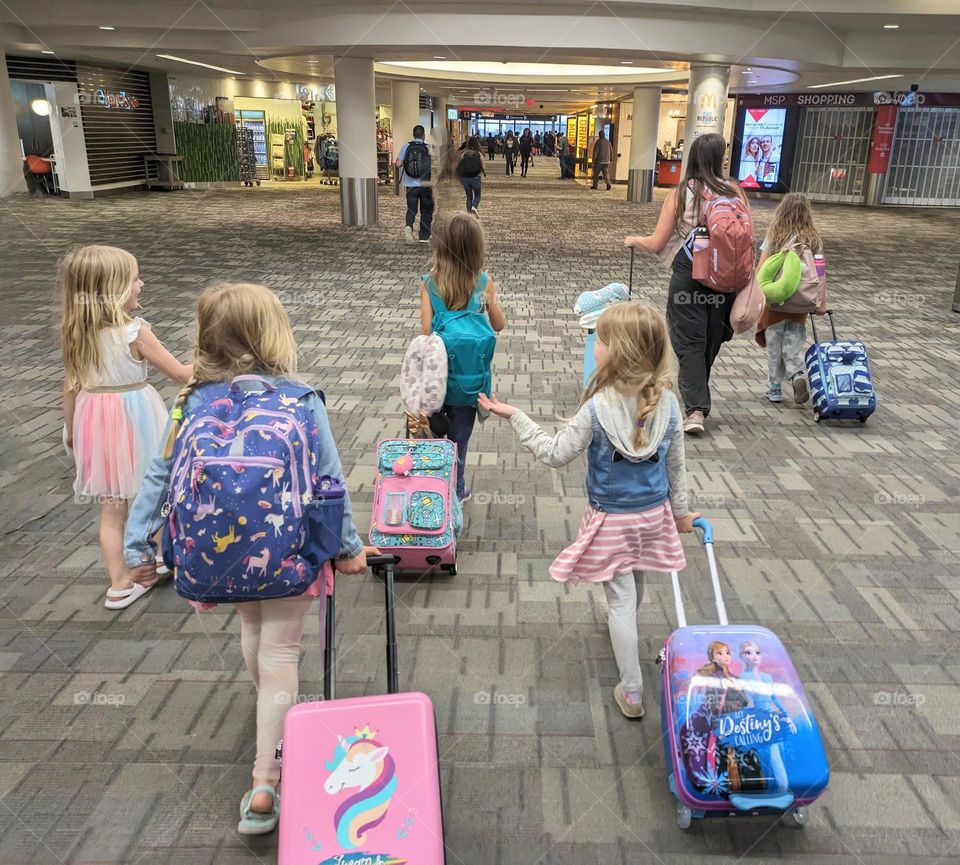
[{"xmin": 235, "ymin": 110, "xmax": 268, "ymax": 181}]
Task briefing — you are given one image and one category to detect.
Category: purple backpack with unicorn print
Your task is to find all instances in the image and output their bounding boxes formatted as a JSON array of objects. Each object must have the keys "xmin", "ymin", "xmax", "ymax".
[{"xmin": 162, "ymin": 375, "xmax": 345, "ymax": 603}]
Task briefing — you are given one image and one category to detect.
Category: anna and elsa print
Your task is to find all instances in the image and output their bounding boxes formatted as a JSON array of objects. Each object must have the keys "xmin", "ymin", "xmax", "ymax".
[{"xmin": 674, "ymin": 637, "xmax": 799, "ymax": 798}]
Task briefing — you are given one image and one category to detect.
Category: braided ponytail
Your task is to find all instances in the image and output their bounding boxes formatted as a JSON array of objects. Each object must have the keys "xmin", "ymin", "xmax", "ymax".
[{"xmin": 162, "ymin": 377, "xmax": 198, "ymax": 459}]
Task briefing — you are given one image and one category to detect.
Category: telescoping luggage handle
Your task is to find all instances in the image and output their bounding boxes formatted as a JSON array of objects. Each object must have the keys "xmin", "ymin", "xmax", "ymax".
[
  {"xmin": 323, "ymin": 554, "xmax": 401, "ymax": 702},
  {"xmin": 808, "ymin": 308, "xmax": 837, "ymax": 344},
  {"xmin": 669, "ymin": 517, "xmax": 728, "ymax": 628}
]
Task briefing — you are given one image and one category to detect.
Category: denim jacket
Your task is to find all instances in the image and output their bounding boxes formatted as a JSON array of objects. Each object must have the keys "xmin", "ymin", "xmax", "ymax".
[
  {"xmin": 585, "ymin": 402, "xmax": 675, "ymax": 513},
  {"xmin": 123, "ymin": 377, "xmax": 364, "ymax": 568}
]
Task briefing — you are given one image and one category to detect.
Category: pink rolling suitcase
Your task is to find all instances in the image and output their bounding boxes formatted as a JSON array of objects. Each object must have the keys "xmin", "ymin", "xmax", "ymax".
[
  {"xmin": 277, "ymin": 555, "xmax": 446, "ymax": 864},
  {"xmin": 369, "ymin": 438, "xmax": 460, "ymax": 576},
  {"xmin": 658, "ymin": 518, "xmax": 829, "ymax": 829}
]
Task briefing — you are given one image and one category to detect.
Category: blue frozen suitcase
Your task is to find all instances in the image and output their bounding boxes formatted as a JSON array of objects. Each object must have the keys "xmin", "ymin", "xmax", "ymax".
[{"xmin": 805, "ymin": 310, "xmax": 876, "ymax": 423}]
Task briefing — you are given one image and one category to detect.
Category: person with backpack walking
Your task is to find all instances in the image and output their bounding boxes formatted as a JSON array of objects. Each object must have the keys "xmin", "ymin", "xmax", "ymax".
[
  {"xmin": 124, "ymin": 281, "xmax": 377, "ymax": 835},
  {"xmin": 457, "ymin": 135, "xmax": 486, "ymax": 215},
  {"xmin": 478, "ymin": 303, "xmax": 697, "ymax": 719},
  {"xmin": 624, "ymin": 134, "xmax": 753, "ymax": 435},
  {"xmin": 60, "ymin": 245, "xmax": 193, "ymax": 610},
  {"xmin": 519, "ymin": 128, "xmax": 534, "ymax": 177},
  {"xmin": 419, "ymin": 213, "xmax": 506, "ymax": 502},
  {"xmin": 503, "ymin": 130, "xmax": 518, "ymax": 176},
  {"xmin": 591, "ymin": 130, "xmax": 613, "ymax": 190},
  {"xmin": 755, "ymin": 192, "xmax": 828, "ymax": 405},
  {"xmin": 395, "ymin": 124, "xmax": 433, "ymax": 243}
]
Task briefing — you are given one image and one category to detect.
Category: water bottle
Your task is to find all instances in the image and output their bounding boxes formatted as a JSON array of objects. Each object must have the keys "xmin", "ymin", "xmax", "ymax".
[{"xmin": 814, "ymin": 253, "xmax": 826, "ymax": 280}]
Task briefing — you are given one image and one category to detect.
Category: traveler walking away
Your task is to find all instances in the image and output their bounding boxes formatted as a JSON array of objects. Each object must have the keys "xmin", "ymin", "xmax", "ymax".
[
  {"xmin": 395, "ymin": 124, "xmax": 434, "ymax": 243},
  {"xmin": 519, "ymin": 128, "xmax": 533, "ymax": 177},
  {"xmin": 755, "ymin": 193, "xmax": 827, "ymax": 405},
  {"xmin": 124, "ymin": 281, "xmax": 378, "ymax": 835},
  {"xmin": 624, "ymin": 134, "xmax": 751, "ymax": 434},
  {"xmin": 557, "ymin": 133, "xmax": 573, "ymax": 178},
  {"xmin": 486, "ymin": 133, "xmax": 496, "ymax": 160},
  {"xmin": 533, "ymin": 131, "xmax": 542, "ymax": 155},
  {"xmin": 591, "ymin": 130, "xmax": 613, "ymax": 190},
  {"xmin": 504, "ymin": 130, "xmax": 518, "ymax": 176},
  {"xmin": 419, "ymin": 214, "xmax": 506, "ymax": 502},
  {"xmin": 457, "ymin": 136, "xmax": 487, "ymax": 215},
  {"xmin": 60, "ymin": 245, "xmax": 193, "ymax": 611},
  {"xmin": 479, "ymin": 303, "xmax": 697, "ymax": 719}
]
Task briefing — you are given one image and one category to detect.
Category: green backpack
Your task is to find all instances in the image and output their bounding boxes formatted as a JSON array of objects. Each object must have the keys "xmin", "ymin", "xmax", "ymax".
[{"xmin": 425, "ymin": 273, "xmax": 496, "ymax": 407}]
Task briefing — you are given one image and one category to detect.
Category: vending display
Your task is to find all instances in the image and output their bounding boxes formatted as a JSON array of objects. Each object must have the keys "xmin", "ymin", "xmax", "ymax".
[
  {"xmin": 235, "ymin": 110, "xmax": 268, "ymax": 180},
  {"xmin": 731, "ymin": 103, "xmax": 801, "ymax": 193}
]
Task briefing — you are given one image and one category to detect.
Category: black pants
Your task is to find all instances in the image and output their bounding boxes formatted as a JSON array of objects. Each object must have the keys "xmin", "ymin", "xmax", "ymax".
[
  {"xmin": 461, "ymin": 176, "xmax": 481, "ymax": 211},
  {"xmin": 505, "ymin": 151, "xmax": 516, "ymax": 175},
  {"xmin": 405, "ymin": 186, "xmax": 434, "ymax": 240},
  {"xmin": 487, "ymin": 146, "xmax": 495, "ymax": 160},
  {"xmin": 666, "ymin": 251, "xmax": 733, "ymax": 417},
  {"xmin": 520, "ymin": 152, "xmax": 531, "ymax": 176}
]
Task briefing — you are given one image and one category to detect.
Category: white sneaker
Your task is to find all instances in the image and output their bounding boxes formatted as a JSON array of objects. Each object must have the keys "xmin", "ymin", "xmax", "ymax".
[{"xmin": 404, "ymin": 226, "xmax": 414, "ymax": 243}]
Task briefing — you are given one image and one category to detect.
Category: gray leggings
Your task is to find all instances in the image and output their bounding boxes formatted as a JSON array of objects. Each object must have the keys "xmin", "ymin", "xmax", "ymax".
[
  {"xmin": 766, "ymin": 319, "xmax": 807, "ymax": 385},
  {"xmin": 601, "ymin": 571, "xmax": 646, "ymax": 693}
]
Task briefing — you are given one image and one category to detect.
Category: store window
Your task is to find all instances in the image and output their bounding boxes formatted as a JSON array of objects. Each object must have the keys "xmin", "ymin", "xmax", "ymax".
[
  {"xmin": 791, "ymin": 107, "xmax": 873, "ymax": 203},
  {"xmin": 884, "ymin": 107, "xmax": 960, "ymax": 206}
]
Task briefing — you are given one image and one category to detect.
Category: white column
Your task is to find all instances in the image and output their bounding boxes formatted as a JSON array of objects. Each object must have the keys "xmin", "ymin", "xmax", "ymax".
[
  {"xmin": 434, "ymin": 95, "xmax": 447, "ymax": 129},
  {"xmin": 0, "ymin": 51, "xmax": 27, "ymax": 195},
  {"xmin": 391, "ymin": 80, "xmax": 420, "ymax": 154},
  {"xmin": 334, "ymin": 57, "xmax": 378, "ymax": 226},
  {"xmin": 627, "ymin": 87, "xmax": 660, "ymax": 203},
  {"xmin": 681, "ymin": 64, "xmax": 731, "ymax": 174}
]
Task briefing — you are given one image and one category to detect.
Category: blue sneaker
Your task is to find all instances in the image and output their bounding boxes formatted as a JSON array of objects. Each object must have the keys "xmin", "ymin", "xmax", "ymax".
[{"xmin": 766, "ymin": 387, "xmax": 784, "ymax": 403}]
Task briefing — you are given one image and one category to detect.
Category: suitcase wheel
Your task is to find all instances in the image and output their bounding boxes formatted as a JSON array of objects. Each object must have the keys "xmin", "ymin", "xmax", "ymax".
[
  {"xmin": 676, "ymin": 803, "xmax": 693, "ymax": 830},
  {"xmin": 813, "ymin": 410, "xmax": 821, "ymax": 423},
  {"xmin": 789, "ymin": 807, "xmax": 808, "ymax": 828},
  {"xmin": 442, "ymin": 563, "xmax": 457, "ymax": 576},
  {"xmin": 858, "ymin": 416, "xmax": 867, "ymax": 424}
]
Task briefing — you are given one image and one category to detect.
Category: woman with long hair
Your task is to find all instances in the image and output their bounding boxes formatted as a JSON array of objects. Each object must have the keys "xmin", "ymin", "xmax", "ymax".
[
  {"xmin": 624, "ymin": 134, "xmax": 748, "ymax": 434},
  {"xmin": 456, "ymin": 135, "xmax": 487, "ymax": 215}
]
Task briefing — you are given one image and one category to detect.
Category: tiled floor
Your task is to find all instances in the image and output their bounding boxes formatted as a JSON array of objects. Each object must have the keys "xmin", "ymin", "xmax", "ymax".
[{"xmin": 1, "ymin": 160, "xmax": 959, "ymax": 864}]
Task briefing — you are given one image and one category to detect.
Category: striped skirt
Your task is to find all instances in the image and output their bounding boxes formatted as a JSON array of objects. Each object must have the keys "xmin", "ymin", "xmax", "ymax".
[{"xmin": 548, "ymin": 502, "xmax": 687, "ymax": 584}]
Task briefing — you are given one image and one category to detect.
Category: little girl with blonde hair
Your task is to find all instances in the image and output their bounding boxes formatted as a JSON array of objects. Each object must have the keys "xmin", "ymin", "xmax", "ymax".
[
  {"xmin": 60, "ymin": 245, "xmax": 192, "ymax": 609},
  {"xmin": 481, "ymin": 303, "xmax": 697, "ymax": 719}
]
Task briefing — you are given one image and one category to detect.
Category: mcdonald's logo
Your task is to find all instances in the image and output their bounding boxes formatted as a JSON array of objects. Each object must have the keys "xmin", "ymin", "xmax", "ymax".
[{"xmin": 699, "ymin": 93, "xmax": 718, "ymax": 111}]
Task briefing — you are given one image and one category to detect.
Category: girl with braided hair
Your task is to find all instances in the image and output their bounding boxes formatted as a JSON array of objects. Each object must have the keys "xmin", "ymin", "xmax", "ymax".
[
  {"xmin": 60, "ymin": 245, "xmax": 192, "ymax": 610},
  {"xmin": 479, "ymin": 303, "xmax": 697, "ymax": 720}
]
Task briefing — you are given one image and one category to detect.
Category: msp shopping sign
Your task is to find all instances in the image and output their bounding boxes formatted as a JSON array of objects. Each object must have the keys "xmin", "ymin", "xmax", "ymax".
[{"xmin": 714, "ymin": 709, "xmax": 791, "ymax": 748}]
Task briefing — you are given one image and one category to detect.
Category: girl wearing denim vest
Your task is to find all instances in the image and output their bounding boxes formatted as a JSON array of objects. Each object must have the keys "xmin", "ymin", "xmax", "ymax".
[{"xmin": 480, "ymin": 303, "xmax": 697, "ymax": 719}]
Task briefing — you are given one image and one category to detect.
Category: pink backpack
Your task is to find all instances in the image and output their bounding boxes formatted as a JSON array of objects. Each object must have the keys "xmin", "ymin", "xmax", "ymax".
[
  {"xmin": 693, "ymin": 190, "xmax": 755, "ymax": 293},
  {"xmin": 771, "ymin": 243, "xmax": 825, "ymax": 314}
]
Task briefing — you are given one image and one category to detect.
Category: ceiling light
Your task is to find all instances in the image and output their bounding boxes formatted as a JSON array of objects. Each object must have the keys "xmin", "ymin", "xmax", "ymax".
[
  {"xmin": 884, "ymin": 24, "xmax": 899, "ymax": 29},
  {"xmin": 621, "ymin": 60, "xmax": 633, "ymax": 64},
  {"xmin": 808, "ymin": 73, "xmax": 903, "ymax": 89},
  {"xmin": 31, "ymin": 98, "xmax": 50, "ymax": 116},
  {"xmin": 156, "ymin": 54, "xmax": 245, "ymax": 75},
  {"xmin": 308, "ymin": 60, "xmax": 319, "ymax": 64},
  {"xmin": 433, "ymin": 55, "xmax": 446, "ymax": 60},
  {"xmin": 99, "ymin": 26, "xmax": 115, "ymax": 30},
  {"xmin": 41, "ymin": 49, "xmax": 54, "ymax": 54}
]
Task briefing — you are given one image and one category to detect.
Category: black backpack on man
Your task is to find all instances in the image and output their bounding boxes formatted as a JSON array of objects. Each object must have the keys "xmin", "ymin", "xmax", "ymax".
[{"xmin": 403, "ymin": 141, "xmax": 431, "ymax": 179}]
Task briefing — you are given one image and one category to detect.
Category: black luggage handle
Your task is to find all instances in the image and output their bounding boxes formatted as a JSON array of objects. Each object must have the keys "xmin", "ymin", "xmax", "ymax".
[
  {"xmin": 808, "ymin": 308, "xmax": 837, "ymax": 343},
  {"xmin": 628, "ymin": 246, "xmax": 634, "ymax": 297}
]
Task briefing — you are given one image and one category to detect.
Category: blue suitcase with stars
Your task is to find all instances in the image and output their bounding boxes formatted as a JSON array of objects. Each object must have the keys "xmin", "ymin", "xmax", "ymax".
[
  {"xmin": 658, "ymin": 518, "xmax": 829, "ymax": 829},
  {"xmin": 805, "ymin": 310, "xmax": 876, "ymax": 423}
]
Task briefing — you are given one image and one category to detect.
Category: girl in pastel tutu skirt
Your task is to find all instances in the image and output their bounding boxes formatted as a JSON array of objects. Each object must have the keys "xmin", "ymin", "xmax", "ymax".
[
  {"xmin": 61, "ymin": 245, "xmax": 192, "ymax": 609},
  {"xmin": 480, "ymin": 303, "xmax": 698, "ymax": 719}
]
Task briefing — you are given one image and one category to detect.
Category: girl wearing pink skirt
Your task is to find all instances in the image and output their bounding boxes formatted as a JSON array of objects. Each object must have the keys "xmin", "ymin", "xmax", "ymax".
[
  {"xmin": 61, "ymin": 245, "xmax": 192, "ymax": 609},
  {"xmin": 480, "ymin": 303, "xmax": 698, "ymax": 719}
]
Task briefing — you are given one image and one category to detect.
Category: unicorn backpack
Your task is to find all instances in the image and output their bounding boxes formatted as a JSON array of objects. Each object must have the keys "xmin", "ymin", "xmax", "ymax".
[{"xmin": 162, "ymin": 375, "xmax": 345, "ymax": 604}]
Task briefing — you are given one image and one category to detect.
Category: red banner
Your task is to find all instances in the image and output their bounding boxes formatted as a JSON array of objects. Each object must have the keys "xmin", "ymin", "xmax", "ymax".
[{"xmin": 867, "ymin": 104, "xmax": 898, "ymax": 174}]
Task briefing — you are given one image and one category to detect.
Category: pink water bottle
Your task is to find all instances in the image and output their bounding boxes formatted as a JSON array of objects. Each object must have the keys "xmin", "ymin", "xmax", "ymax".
[{"xmin": 814, "ymin": 253, "xmax": 826, "ymax": 279}]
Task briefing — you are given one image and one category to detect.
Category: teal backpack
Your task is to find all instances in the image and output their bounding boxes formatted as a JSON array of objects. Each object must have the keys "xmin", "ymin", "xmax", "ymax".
[{"xmin": 424, "ymin": 272, "xmax": 497, "ymax": 406}]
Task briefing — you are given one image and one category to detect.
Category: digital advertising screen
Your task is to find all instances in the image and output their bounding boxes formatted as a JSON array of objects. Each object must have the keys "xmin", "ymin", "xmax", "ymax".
[{"xmin": 736, "ymin": 107, "xmax": 787, "ymax": 189}]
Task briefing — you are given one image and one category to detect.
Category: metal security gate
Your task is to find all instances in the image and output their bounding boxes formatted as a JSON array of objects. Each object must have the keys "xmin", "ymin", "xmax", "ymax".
[
  {"xmin": 884, "ymin": 107, "xmax": 960, "ymax": 206},
  {"xmin": 791, "ymin": 107, "xmax": 874, "ymax": 203}
]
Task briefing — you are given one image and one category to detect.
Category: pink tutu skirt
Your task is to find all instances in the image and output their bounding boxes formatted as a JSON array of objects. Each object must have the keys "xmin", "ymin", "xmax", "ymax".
[
  {"xmin": 72, "ymin": 384, "xmax": 167, "ymax": 501},
  {"xmin": 549, "ymin": 501, "xmax": 687, "ymax": 584}
]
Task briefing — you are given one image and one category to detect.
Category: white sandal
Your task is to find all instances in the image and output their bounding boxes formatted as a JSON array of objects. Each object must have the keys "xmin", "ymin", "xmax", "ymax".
[
  {"xmin": 155, "ymin": 556, "xmax": 170, "ymax": 576},
  {"xmin": 104, "ymin": 582, "xmax": 152, "ymax": 610}
]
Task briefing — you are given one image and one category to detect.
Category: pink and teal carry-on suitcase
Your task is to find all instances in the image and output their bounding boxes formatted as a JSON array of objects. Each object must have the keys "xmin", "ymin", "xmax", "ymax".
[
  {"xmin": 659, "ymin": 518, "xmax": 829, "ymax": 829},
  {"xmin": 369, "ymin": 438, "xmax": 460, "ymax": 575},
  {"xmin": 277, "ymin": 555, "xmax": 446, "ymax": 864}
]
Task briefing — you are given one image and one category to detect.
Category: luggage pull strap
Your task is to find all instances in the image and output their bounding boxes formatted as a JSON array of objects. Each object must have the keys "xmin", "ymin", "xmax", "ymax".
[{"xmin": 669, "ymin": 517, "xmax": 728, "ymax": 627}]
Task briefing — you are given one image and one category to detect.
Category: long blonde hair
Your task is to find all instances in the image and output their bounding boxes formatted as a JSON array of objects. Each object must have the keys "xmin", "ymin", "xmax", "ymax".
[
  {"xmin": 581, "ymin": 303, "xmax": 674, "ymax": 449},
  {"xmin": 765, "ymin": 192, "xmax": 822, "ymax": 254},
  {"xmin": 163, "ymin": 282, "xmax": 299, "ymax": 457},
  {"xmin": 60, "ymin": 245, "xmax": 138, "ymax": 390},
  {"xmin": 429, "ymin": 212, "xmax": 485, "ymax": 311}
]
